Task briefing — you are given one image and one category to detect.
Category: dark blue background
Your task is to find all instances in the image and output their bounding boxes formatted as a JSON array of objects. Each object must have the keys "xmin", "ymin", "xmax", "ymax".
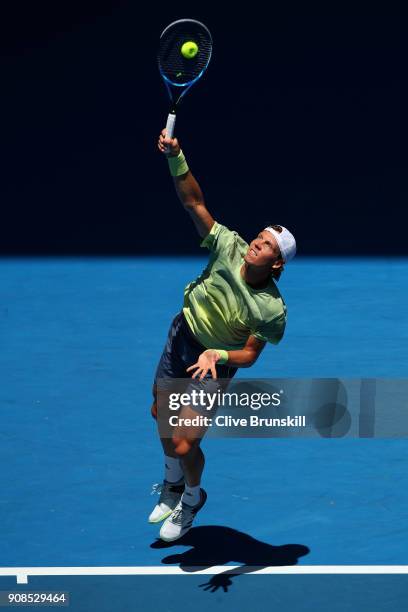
[{"xmin": 1, "ymin": 2, "xmax": 407, "ymax": 254}]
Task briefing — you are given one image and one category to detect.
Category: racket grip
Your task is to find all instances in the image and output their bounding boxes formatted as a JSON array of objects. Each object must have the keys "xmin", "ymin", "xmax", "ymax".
[{"xmin": 165, "ymin": 112, "xmax": 176, "ymax": 141}]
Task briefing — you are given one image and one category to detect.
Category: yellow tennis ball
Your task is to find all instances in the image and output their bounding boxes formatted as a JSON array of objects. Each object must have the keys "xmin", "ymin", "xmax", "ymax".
[{"xmin": 181, "ymin": 41, "xmax": 199, "ymax": 59}]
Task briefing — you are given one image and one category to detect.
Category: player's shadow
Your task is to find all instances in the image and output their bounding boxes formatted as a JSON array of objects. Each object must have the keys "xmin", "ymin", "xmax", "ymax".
[{"xmin": 151, "ymin": 525, "xmax": 310, "ymax": 593}]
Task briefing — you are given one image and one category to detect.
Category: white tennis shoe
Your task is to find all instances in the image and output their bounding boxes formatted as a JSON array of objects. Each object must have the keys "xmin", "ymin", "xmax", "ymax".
[
  {"xmin": 159, "ymin": 488, "xmax": 207, "ymax": 542},
  {"xmin": 148, "ymin": 479, "xmax": 185, "ymax": 524}
]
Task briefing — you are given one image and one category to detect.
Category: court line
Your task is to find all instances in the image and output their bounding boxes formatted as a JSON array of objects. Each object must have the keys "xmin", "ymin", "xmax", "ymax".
[{"xmin": 1, "ymin": 566, "xmax": 408, "ymax": 584}]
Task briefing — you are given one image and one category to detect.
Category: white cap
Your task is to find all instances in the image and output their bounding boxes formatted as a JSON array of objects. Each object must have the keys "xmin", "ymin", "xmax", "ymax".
[{"xmin": 264, "ymin": 226, "xmax": 296, "ymax": 262}]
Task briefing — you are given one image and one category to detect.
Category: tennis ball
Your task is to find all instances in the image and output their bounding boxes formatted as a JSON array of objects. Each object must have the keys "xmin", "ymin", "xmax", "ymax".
[{"xmin": 181, "ymin": 41, "xmax": 199, "ymax": 59}]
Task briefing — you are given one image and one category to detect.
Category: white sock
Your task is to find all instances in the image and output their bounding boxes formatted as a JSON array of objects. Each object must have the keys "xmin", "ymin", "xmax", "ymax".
[
  {"xmin": 182, "ymin": 484, "xmax": 201, "ymax": 506},
  {"xmin": 164, "ymin": 456, "xmax": 183, "ymax": 483}
]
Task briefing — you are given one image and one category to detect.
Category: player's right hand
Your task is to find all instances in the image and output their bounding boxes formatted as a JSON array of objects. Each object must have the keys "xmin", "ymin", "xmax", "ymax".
[{"xmin": 158, "ymin": 129, "xmax": 180, "ymax": 157}]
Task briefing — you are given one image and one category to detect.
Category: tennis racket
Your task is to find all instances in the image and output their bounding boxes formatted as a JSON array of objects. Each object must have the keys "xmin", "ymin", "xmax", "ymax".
[{"xmin": 158, "ymin": 19, "xmax": 212, "ymax": 146}]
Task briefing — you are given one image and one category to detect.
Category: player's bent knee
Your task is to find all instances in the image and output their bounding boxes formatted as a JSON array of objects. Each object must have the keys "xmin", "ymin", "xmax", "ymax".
[
  {"xmin": 171, "ymin": 434, "xmax": 200, "ymax": 456},
  {"xmin": 172, "ymin": 435, "xmax": 192, "ymax": 456},
  {"xmin": 174, "ymin": 441, "xmax": 192, "ymax": 456}
]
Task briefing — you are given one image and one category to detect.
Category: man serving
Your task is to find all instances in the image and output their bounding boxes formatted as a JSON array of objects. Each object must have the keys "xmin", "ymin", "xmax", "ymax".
[{"xmin": 149, "ymin": 129, "xmax": 296, "ymax": 542}]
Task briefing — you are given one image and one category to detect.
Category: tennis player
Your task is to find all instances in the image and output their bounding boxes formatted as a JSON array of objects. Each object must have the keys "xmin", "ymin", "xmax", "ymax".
[{"xmin": 149, "ymin": 129, "xmax": 296, "ymax": 542}]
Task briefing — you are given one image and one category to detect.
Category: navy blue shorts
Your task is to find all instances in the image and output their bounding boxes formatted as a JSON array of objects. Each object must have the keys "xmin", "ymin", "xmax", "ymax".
[
  {"xmin": 154, "ymin": 311, "xmax": 238, "ymax": 384},
  {"xmin": 154, "ymin": 312, "xmax": 238, "ymax": 421}
]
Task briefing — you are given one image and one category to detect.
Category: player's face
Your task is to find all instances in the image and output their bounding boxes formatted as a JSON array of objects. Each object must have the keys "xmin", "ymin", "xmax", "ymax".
[{"xmin": 245, "ymin": 231, "xmax": 282, "ymax": 267}]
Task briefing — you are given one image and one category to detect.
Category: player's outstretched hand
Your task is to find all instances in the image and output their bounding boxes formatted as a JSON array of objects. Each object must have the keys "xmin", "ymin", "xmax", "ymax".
[
  {"xmin": 187, "ymin": 350, "xmax": 220, "ymax": 380},
  {"xmin": 157, "ymin": 129, "xmax": 180, "ymax": 157}
]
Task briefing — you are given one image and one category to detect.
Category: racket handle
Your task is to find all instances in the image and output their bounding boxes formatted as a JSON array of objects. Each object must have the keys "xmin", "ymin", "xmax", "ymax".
[
  {"xmin": 165, "ymin": 112, "xmax": 176, "ymax": 147},
  {"xmin": 165, "ymin": 112, "xmax": 176, "ymax": 139}
]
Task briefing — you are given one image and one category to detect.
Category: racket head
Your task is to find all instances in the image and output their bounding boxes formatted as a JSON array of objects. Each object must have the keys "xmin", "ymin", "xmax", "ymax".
[{"xmin": 158, "ymin": 18, "xmax": 212, "ymax": 90}]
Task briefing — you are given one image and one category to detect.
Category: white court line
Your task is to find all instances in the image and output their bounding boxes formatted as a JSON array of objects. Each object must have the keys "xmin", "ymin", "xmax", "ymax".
[{"xmin": 0, "ymin": 566, "xmax": 408, "ymax": 584}]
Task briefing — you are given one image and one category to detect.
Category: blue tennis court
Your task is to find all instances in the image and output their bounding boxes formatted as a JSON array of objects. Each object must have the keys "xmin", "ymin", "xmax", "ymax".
[{"xmin": 1, "ymin": 256, "xmax": 408, "ymax": 608}]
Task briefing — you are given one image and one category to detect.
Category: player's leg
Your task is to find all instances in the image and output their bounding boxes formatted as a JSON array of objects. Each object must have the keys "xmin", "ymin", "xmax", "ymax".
[
  {"xmin": 148, "ymin": 387, "xmax": 185, "ymax": 524},
  {"xmin": 159, "ymin": 403, "xmax": 209, "ymax": 541},
  {"xmin": 148, "ymin": 312, "xmax": 190, "ymax": 523},
  {"xmin": 179, "ymin": 441, "xmax": 205, "ymax": 487},
  {"xmin": 159, "ymin": 455, "xmax": 207, "ymax": 542},
  {"xmin": 159, "ymin": 439, "xmax": 207, "ymax": 541}
]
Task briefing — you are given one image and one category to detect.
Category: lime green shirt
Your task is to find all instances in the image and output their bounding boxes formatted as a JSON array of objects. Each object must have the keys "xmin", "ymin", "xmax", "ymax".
[{"xmin": 182, "ymin": 222, "xmax": 287, "ymax": 350}]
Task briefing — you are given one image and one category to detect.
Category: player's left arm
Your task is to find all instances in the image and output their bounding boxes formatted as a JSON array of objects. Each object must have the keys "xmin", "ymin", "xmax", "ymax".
[{"xmin": 187, "ymin": 335, "xmax": 266, "ymax": 380}]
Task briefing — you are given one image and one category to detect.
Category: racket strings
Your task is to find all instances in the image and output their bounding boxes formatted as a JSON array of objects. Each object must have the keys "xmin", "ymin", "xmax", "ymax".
[{"xmin": 158, "ymin": 24, "xmax": 212, "ymax": 85}]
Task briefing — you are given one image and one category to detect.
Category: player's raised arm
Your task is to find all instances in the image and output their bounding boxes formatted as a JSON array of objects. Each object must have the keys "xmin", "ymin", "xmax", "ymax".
[{"xmin": 157, "ymin": 129, "xmax": 215, "ymax": 238}]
